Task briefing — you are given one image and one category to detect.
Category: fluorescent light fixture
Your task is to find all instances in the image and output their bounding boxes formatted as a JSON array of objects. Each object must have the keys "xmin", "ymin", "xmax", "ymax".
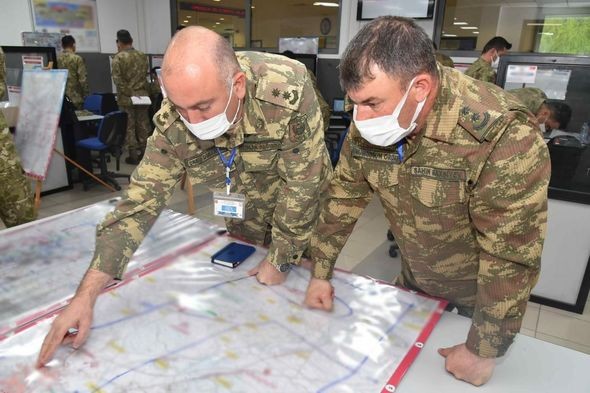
[
  {"xmin": 216, "ymin": 22, "xmax": 220, "ymax": 25},
  {"xmin": 313, "ymin": 2, "xmax": 339, "ymax": 7},
  {"xmin": 460, "ymin": 26, "xmax": 478, "ymax": 30},
  {"xmin": 537, "ymin": 32, "xmax": 554, "ymax": 36},
  {"xmin": 527, "ymin": 23, "xmax": 562, "ymax": 26},
  {"xmin": 183, "ymin": 20, "xmax": 188, "ymax": 23},
  {"xmin": 186, "ymin": 15, "xmax": 191, "ymax": 18},
  {"xmin": 443, "ymin": 34, "xmax": 457, "ymax": 37},
  {"xmin": 453, "ymin": 21, "xmax": 468, "ymax": 25},
  {"xmin": 220, "ymin": 18, "xmax": 225, "ymax": 20},
  {"xmin": 472, "ymin": 31, "xmax": 479, "ymax": 34}
]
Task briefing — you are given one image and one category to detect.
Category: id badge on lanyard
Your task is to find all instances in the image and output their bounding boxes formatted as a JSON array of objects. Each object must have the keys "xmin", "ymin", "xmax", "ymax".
[{"xmin": 213, "ymin": 147, "xmax": 246, "ymax": 219}]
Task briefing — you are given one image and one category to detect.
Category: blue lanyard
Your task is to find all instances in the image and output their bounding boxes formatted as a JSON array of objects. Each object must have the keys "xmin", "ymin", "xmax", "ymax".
[
  {"xmin": 216, "ymin": 147, "xmax": 237, "ymax": 194},
  {"xmin": 396, "ymin": 140, "xmax": 406, "ymax": 163}
]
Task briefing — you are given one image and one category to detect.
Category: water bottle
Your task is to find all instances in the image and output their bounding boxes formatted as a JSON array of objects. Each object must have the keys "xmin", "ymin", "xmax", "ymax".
[{"xmin": 581, "ymin": 122, "xmax": 590, "ymax": 145}]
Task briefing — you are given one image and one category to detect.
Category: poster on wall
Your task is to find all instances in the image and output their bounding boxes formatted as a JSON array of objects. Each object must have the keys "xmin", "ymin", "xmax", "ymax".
[{"xmin": 30, "ymin": 0, "xmax": 100, "ymax": 52}]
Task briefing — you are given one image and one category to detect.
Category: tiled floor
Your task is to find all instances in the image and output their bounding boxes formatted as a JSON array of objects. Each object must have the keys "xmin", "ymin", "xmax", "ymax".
[{"xmin": 3, "ymin": 159, "xmax": 590, "ymax": 357}]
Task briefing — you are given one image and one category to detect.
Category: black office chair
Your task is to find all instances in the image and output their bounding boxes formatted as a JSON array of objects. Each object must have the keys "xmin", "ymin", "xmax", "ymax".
[{"xmin": 76, "ymin": 111, "xmax": 130, "ymax": 191}]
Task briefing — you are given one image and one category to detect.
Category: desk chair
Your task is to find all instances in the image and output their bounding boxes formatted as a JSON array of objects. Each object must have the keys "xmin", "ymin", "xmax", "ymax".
[
  {"xmin": 76, "ymin": 111, "xmax": 130, "ymax": 191},
  {"xmin": 83, "ymin": 94, "xmax": 103, "ymax": 115}
]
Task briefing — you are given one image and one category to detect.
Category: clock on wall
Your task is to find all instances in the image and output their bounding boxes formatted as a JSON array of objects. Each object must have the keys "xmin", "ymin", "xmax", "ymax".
[{"xmin": 320, "ymin": 17, "xmax": 331, "ymax": 35}]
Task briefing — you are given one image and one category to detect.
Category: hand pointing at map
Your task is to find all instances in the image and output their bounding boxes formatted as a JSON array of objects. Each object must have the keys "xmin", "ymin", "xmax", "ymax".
[{"xmin": 37, "ymin": 269, "xmax": 112, "ymax": 368}]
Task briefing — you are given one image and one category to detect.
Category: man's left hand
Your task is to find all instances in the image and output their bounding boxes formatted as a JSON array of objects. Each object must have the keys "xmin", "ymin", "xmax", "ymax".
[
  {"xmin": 248, "ymin": 259, "xmax": 288, "ymax": 285},
  {"xmin": 438, "ymin": 343, "xmax": 495, "ymax": 386}
]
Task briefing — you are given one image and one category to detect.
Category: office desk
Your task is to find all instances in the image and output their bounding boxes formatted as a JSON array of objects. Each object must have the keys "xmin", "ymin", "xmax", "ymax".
[{"xmin": 399, "ymin": 312, "xmax": 590, "ymax": 392}]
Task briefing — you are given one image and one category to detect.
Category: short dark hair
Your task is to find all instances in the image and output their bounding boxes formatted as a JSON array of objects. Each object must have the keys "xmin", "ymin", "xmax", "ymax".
[
  {"xmin": 116, "ymin": 29, "xmax": 133, "ymax": 45},
  {"xmin": 546, "ymin": 100, "xmax": 572, "ymax": 130},
  {"xmin": 61, "ymin": 35, "xmax": 75, "ymax": 48},
  {"xmin": 339, "ymin": 16, "xmax": 437, "ymax": 92},
  {"xmin": 482, "ymin": 36, "xmax": 512, "ymax": 54}
]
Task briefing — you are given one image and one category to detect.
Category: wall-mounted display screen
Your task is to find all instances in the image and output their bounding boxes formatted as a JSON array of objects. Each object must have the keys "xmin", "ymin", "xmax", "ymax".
[{"xmin": 357, "ymin": 0, "xmax": 435, "ymax": 20}]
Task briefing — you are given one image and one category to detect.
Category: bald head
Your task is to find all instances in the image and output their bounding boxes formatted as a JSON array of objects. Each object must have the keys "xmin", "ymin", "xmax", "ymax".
[
  {"xmin": 162, "ymin": 26, "xmax": 240, "ymax": 88},
  {"xmin": 160, "ymin": 26, "xmax": 246, "ymax": 127}
]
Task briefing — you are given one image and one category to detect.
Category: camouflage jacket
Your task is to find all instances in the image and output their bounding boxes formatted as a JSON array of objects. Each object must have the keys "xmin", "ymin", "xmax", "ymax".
[
  {"xmin": 465, "ymin": 57, "xmax": 496, "ymax": 84},
  {"xmin": 509, "ymin": 87, "xmax": 547, "ymax": 114},
  {"xmin": 0, "ymin": 48, "xmax": 6, "ymax": 130},
  {"xmin": 310, "ymin": 64, "xmax": 550, "ymax": 358},
  {"xmin": 111, "ymin": 48, "xmax": 149, "ymax": 107},
  {"xmin": 435, "ymin": 52, "xmax": 455, "ymax": 68},
  {"xmin": 57, "ymin": 49, "xmax": 89, "ymax": 108},
  {"xmin": 90, "ymin": 51, "xmax": 332, "ymax": 278}
]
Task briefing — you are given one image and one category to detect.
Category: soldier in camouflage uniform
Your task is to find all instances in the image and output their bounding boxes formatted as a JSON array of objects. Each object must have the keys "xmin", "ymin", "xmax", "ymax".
[
  {"xmin": 465, "ymin": 36, "xmax": 512, "ymax": 84},
  {"xmin": 57, "ymin": 35, "xmax": 89, "ymax": 109},
  {"xmin": 509, "ymin": 87, "xmax": 547, "ymax": 114},
  {"xmin": 37, "ymin": 26, "xmax": 332, "ymax": 366},
  {"xmin": 509, "ymin": 87, "xmax": 572, "ymax": 132},
  {"xmin": 306, "ymin": 17, "xmax": 549, "ymax": 386},
  {"xmin": 0, "ymin": 48, "xmax": 37, "ymax": 228},
  {"xmin": 112, "ymin": 29, "xmax": 151, "ymax": 164}
]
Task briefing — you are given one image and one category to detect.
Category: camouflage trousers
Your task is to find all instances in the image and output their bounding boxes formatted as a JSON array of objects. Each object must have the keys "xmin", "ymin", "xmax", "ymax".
[
  {"xmin": 120, "ymin": 105, "xmax": 150, "ymax": 159},
  {"xmin": 0, "ymin": 129, "xmax": 37, "ymax": 227}
]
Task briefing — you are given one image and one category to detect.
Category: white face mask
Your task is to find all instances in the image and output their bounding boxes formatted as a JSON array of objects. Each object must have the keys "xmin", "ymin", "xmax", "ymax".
[
  {"xmin": 353, "ymin": 77, "xmax": 427, "ymax": 147},
  {"xmin": 179, "ymin": 83, "xmax": 241, "ymax": 140},
  {"xmin": 491, "ymin": 54, "xmax": 500, "ymax": 69}
]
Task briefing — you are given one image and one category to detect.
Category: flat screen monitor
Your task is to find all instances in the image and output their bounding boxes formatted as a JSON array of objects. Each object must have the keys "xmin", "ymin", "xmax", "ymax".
[
  {"xmin": 497, "ymin": 54, "xmax": 590, "ymax": 205},
  {"xmin": 357, "ymin": 0, "xmax": 435, "ymax": 20}
]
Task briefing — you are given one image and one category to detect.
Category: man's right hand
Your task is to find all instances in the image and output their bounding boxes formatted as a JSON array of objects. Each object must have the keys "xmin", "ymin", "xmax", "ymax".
[
  {"xmin": 304, "ymin": 278, "xmax": 334, "ymax": 311},
  {"xmin": 36, "ymin": 296, "xmax": 94, "ymax": 368},
  {"xmin": 36, "ymin": 269, "xmax": 111, "ymax": 368}
]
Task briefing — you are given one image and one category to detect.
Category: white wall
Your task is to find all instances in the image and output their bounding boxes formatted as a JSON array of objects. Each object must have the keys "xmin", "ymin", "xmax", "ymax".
[
  {"xmin": 0, "ymin": 0, "xmax": 170, "ymax": 54},
  {"xmin": 96, "ymin": 0, "xmax": 142, "ymax": 53},
  {"xmin": 0, "ymin": 0, "xmax": 34, "ymax": 46}
]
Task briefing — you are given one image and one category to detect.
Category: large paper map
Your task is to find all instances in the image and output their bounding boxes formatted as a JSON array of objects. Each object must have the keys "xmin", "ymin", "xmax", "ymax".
[{"xmin": 0, "ymin": 234, "xmax": 445, "ymax": 393}]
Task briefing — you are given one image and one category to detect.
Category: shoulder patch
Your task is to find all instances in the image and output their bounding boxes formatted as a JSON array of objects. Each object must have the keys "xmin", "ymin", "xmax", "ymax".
[
  {"xmin": 458, "ymin": 105, "xmax": 494, "ymax": 141},
  {"xmin": 241, "ymin": 51, "xmax": 306, "ymax": 111},
  {"xmin": 153, "ymin": 98, "xmax": 180, "ymax": 132}
]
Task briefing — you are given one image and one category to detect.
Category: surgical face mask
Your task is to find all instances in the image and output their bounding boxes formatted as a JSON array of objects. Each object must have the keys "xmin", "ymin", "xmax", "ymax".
[
  {"xmin": 179, "ymin": 83, "xmax": 241, "ymax": 140},
  {"xmin": 491, "ymin": 54, "xmax": 500, "ymax": 69},
  {"xmin": 353, "ymin": 78, "xmax": 427, "ymax": 147}
]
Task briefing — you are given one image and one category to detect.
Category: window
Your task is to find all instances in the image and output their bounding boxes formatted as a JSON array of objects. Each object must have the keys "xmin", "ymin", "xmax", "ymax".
[
  {"xmin": 439, "ymin": 0, "xmax": 590, "ymax": 55},
  {"xmin": 174, "ymin": 1, "xmax": 341, "ymax": 53}
]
